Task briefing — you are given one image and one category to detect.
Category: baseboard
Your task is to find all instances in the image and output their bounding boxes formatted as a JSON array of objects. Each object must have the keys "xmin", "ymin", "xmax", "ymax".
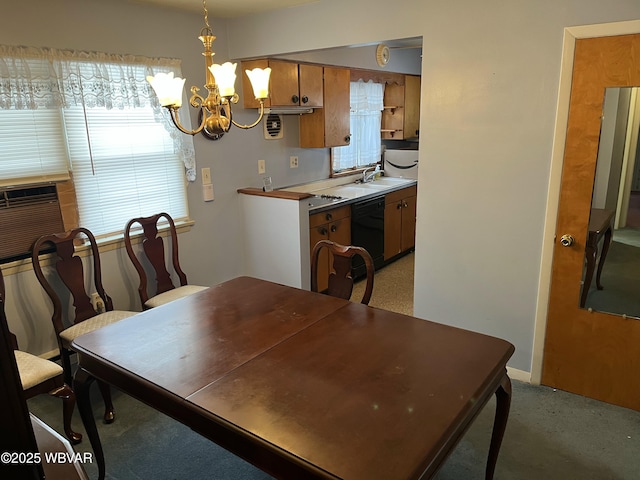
[{"xmin": 507, "ymin": 366, "xmax": 531, "ymax": 383}]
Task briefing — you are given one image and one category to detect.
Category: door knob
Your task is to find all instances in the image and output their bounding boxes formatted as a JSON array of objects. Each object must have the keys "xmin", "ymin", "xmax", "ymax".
[{"xmin": 560, "ymin": 234, "xmax": 574, "ymax": 247}]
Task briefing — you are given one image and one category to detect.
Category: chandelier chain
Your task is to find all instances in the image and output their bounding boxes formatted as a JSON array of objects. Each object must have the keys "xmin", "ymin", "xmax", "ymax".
[{"xmin": 202, "ymin": 0, "xmax": 212, "ymax": 33}]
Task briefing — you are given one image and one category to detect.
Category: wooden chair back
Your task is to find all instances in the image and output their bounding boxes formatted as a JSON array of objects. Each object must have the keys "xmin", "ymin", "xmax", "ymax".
[
  {"xmin": 124, "ymin": 212, "xmax": 187, "ymax": 306},
  {"xmin": 31, "ymin": 227, "xmax": 112, "ymax": 336},
  {"xmin": 311, "ymin": 240, "xmax": 375, "ymax": 305}
]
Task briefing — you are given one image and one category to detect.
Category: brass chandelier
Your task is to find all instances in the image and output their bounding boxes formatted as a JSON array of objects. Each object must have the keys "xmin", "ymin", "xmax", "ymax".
[{"xmin": 146, "ymin": 0, "xmax": 271, "ymax": 138}]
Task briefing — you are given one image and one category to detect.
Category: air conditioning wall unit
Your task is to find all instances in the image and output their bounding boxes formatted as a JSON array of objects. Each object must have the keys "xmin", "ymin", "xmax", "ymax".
[{"xmin": 0, "ymin": 184, "xmax": 64, "ymax": 262}]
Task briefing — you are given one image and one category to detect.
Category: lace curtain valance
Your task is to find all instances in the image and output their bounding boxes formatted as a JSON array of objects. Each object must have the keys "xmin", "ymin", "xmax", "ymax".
[{"xmin": 0, "ymin": 45, "xmax": 181, "ymax": 110}]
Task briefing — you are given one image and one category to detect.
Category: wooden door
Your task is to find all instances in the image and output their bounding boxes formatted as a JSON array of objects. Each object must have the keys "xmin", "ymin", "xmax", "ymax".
[
  {"xmin": 542, "ymin": 34, "xmax": 640, "ymax": 410},
  {"xmin": 310, "ymin": 220, "xmax": 330, "ymax": 292}
]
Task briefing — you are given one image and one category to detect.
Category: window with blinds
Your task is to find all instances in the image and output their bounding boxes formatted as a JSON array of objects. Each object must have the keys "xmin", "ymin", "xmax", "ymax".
[
  {"xmin": 64, "ymin": 105, "xmax": 188, "ymax": 239},
  {"xmin": 0, "ymin": 109, "xmax": 70, "ymax": 187},
  {"xmin": 0, "ymin": 46, "xmax": 191, "ymax": 242}
]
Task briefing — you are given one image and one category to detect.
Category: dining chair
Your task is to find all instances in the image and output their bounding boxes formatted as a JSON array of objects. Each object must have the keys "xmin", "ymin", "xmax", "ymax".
[
  {"xmin": 0, "ymin": 267, "xmax": 82, "ymax": 444},
  {"xmin": 124, "ymin": 212, "xmax": 207, "ymax": 309},
  {"xmin": 311, "ymin": 240, "xmax": 375, "ymax": 305},
  {"xmin": 31, "ymin": 227, "xmax": 138, "ymax": 423}
]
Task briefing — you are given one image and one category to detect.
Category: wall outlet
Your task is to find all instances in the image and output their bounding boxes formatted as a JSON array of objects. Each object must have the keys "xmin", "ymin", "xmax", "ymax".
[
  {"xmin": 258, "ymin": 159, "xmax": 266, "ymax": 174},
  {"xmin": 201, "ymin": 167, "xmax": 212, "ymax": 185},
  {"xmin": 289, "ymin": 156, "xmax": 299, "ymax": 169},
  {"xmin": 91, "ymin": 292, "xmax": 105, "ymax": 313}
]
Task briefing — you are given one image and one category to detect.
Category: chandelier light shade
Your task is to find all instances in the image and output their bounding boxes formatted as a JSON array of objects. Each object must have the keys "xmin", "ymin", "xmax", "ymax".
[{"xmin": 146, "ymin": 0, "xmax": 271, "ymax": 138}]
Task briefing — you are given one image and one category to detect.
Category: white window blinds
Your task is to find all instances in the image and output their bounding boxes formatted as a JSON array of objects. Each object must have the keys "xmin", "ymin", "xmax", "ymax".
[
  {"xmin": 0, "ymin": 109, "xmax": 70, "ymax": 187},
  {"xmin": 64, "ymin": 105, "xmax": 188, "ymax": 238}
]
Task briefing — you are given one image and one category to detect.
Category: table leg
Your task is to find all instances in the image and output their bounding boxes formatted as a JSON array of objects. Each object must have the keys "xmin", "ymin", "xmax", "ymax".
[
  {"xmin": 581, "ymin": 240, "xmax": 597, "ymax": 308},
  {"xmin": 595, "ymin": 226, "xmax": 612, "ymax": 290},
  {"xmin": 485, "ymin": 372, "xmax": 511, "ymax": 480},
  {"xmin": 74, "ymin": 367, "xmax": 105, "ymax": 480}
]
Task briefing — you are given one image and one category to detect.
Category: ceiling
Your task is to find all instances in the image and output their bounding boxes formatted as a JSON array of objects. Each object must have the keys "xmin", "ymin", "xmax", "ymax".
[{"xmin": 123, "ymin": 0, "xmax": 319, "ymax": 18}]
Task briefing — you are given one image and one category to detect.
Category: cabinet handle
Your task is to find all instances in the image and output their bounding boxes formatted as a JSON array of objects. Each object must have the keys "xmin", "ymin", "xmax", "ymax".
[
  {"xmin": 330, "ymin": 224, "xmax": 337, "ymax": 233},
  {"xmin": 301, "ymin": 95, "xmax": 309, "ymax": 104},
  {"xmin": 402, "ymin": 201, "xmax": 408, "ymax": 208},
  {"xmin": 397, "ymin": 203, "xmax": 402, "ymax": 210},
  {"xmin": 345, "ymin": 135, "xmax": 351, "ymax": 144},
  {"xmin": 319, "ymin": 227, "xmax": 328, "ymax": 235},
  {"xmin": 291, "ymin": 94, "xmax": 300, "ymax": 104},
  {"xmin": 326, "ymin": 213, "xmax": 333, "ymax": 221}
]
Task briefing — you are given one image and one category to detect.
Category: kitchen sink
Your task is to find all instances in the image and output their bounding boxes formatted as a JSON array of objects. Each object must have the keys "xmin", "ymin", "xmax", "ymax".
[
  {"xmin": 310, "ymin": 176, "xmax": 416, "ymax": 203},
  {"xmin": 365, "ymin": 177, "xmax": 415, "ymax": 187}
]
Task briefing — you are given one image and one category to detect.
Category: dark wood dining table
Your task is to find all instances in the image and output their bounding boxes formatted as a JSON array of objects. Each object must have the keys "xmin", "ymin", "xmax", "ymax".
[{"xmin": 72, "ymin": 276, "xmax": 514, "ymax": 480}]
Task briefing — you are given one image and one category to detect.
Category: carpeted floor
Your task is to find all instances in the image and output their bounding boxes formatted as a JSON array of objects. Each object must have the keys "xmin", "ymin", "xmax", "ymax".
[
  {"xmin": 27, "ymin": 377, "xmax": 640, "ymax": 479},
  {"xmin": 26, "ymin": 254, "xmax": 640, "ymax": 479}
]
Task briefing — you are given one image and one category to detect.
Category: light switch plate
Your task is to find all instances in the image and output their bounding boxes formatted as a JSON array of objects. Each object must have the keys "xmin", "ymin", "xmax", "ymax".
[
  {"xmin": 201, "ymin": 167, "xmax": 212, "ymax": 185},
  {"xmin": 258, "ymin": 159, "xmax": 266, "ymax": 174}
]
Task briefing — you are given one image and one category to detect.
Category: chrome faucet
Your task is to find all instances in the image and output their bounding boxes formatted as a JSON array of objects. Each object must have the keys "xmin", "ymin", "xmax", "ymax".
[{"xmin": 362, "ymin": 165, "xmax": 379, "ymax": 183}]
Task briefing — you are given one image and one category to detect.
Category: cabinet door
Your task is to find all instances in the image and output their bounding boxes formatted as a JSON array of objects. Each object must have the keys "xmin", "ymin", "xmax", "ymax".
[
  {"xmin": 268, "ymin": 60, "xmax": 300, "ymax": 106},
  {"xmin": 299, "ymin": 64, "xmax": 323, "ymax": 108},
  {"xmin": 300, "ymin": 66, "xmax": 350, "ymax": 148},
  {"xmin": 310, "ymin": 223, "xmax": 330, "ymax": 292},
  {"xmin": 403, "ymin": 75, "xmax": 421, "ymax": 140},
  {"xmin": 329, "ymin": 215, "xmax": 351, "ymax": 246},
  {"xmin": 323, "ymin": 66, "xmax": 351, "ymax": 147},
  {"xmin": 400, "ymin": 194, "xmax": 417, "ymax": 251},
  {"xmin": 384, "ymin": 200, "xmax": 403, "ymax": 260}
]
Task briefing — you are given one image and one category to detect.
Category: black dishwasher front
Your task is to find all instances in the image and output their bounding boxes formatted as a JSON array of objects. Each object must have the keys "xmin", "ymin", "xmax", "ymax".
[{"xmin": 351, "ymin": 196, "xmax": 385, "ymax": 278}]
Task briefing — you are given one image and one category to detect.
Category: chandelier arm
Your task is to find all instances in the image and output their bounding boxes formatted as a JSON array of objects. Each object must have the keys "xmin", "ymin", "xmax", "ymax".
[
  {"xmin": 168, "ymin": 106, "xmax": 206, "ymax": 136},
  {"xmin": 231, "ymin": 101, "xmax": 266, "ymax": 130}
]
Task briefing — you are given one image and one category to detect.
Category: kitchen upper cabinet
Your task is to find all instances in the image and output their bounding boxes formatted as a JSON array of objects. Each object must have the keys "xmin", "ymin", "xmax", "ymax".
[
  {"xmin": 309, "ymin": 205, "xmax": 351, "ymax": 292},
  {"xmin": 241, "ymin": 59, "xmax": 323, "ymax": 108},
  {"xmin": 384, "ymin": 185, "xmax": 417, "ymax": 260},
  {"xmin": 300, "ymin": 66, "xmax": 351, "ymax": 148},
  {"xmin": 381, "ymin": 75, "xmax": 421, "ymax": 140}
]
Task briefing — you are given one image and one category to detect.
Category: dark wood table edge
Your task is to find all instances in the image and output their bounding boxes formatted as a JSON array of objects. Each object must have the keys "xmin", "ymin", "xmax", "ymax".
[
  {"xmin": 416, "ymin": 365, "xmax": 513, "ymax": 480},
  {"xmin": 72, "ymin": 303, "xmax": 514, "ymax": 480}
]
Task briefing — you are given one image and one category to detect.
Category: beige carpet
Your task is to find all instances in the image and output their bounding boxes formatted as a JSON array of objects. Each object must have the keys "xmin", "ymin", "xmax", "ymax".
[{"xmin": 350, "ymin": 252, "xmax": 414, "ymax": 315}]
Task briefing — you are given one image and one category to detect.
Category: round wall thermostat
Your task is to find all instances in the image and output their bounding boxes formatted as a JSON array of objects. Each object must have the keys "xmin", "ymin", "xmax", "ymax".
[{"xmin": 376, "ymin": 44, "xmax": 390, "ymax": 67}]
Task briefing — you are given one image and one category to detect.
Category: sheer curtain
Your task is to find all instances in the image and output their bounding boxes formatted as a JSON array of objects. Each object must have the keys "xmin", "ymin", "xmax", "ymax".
[{"xmin": 332, "ymin": 80, "xmax": 384, "ymax": 173}]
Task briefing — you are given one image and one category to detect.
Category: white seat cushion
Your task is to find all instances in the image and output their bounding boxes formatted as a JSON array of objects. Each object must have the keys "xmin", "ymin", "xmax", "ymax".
[
  {"xmin": 59, "ymin": 310, "xmax": 138, "ymax": 343},
  {"xmin": 144, "ymin": 285, "xmax": 208, "ymax": 309},
  {"xmin": 15, "ymin": 350, "xmax": 63, "ymax": 390}
]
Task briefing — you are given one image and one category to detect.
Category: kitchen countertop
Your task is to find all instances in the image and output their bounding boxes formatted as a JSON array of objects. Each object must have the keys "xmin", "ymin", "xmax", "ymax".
[{"xmin": 238, "ymin": 176, "xmax": 417, "ymax": 213}]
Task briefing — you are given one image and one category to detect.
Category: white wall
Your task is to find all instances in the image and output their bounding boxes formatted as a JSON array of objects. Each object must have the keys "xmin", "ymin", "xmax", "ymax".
[
  {"xmin": 225, "ymin": 0, "xmax": 640, "ymax": 372},
  {"xmin": 3, "ymin": 0, "xmax": 640, "ymax": 374}
]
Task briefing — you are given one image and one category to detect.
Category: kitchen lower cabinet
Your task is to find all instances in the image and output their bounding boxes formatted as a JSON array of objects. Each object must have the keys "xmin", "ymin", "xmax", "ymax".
[
  {"xmin": 309, "ymin": 205, "xmax": 351, "ymax": 292},
  {"xmin": 384, "ymin": 186, "xmax": 417, "ymax": 260}
]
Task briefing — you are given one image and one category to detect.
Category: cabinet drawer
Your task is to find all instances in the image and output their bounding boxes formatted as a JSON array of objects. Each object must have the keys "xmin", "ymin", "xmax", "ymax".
[
  {"xmin": 385, "ymin": 185, "xmax": 417, "ymax": 204},
  {"xmin": 309, "ymin": 205, "xmax": 351, "ymax": 228}
]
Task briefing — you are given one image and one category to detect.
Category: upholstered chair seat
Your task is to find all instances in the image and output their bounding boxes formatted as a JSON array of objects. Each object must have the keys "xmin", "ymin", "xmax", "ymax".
[
  {"xmin": 14, "ymin": 351, "xmax": 64, "ymax": 390},
  {"xmin": 58, "ymin": 310, "xmax": 137, "ymax": 343},
  {"xmin": 143, "ymin": 285, "xmax": 208, "ymax": 309}
]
